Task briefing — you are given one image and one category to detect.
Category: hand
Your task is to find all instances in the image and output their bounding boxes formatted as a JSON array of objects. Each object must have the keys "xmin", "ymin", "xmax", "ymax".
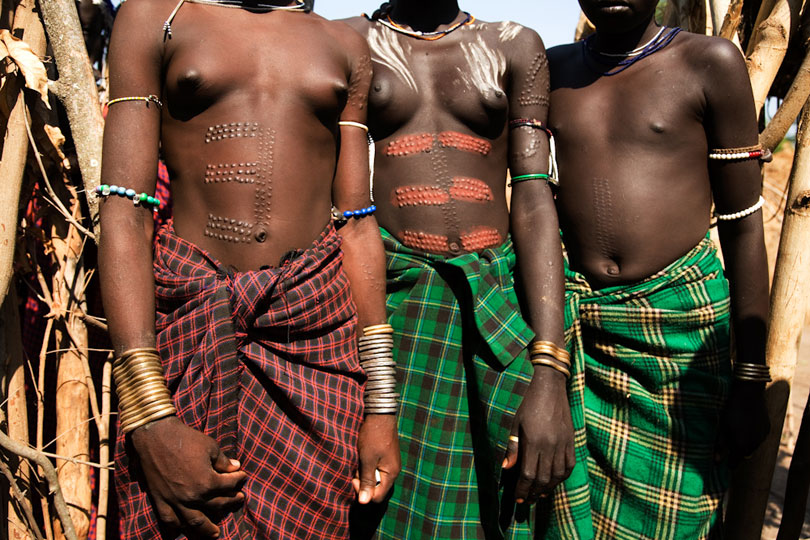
[
  {"xmin": 130, "ymin": 416, "xmax": 247, "ymax": 538},
  {"xmin": 503, "ymin": 367, "xmax": 575, "ymax": 503},
  {"xmin": 720, "ymin": 380, "xmax": 770, "ymax": 467},
  {"xmin": 352, "ymin": 414, "xmax": 400, "ymax": 504}
]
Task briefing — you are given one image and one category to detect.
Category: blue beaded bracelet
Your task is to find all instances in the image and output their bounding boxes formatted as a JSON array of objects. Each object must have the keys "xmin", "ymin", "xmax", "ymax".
[
  {"xmin": 331, "ymin": 205, "xmax": 377, "ymax": 222},
  {"xmin": 95, "ymin": 184, "xmax": 162, "ymax": 211}
]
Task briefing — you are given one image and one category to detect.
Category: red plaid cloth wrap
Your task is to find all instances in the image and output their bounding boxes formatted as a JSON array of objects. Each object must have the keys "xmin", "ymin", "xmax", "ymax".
[{"xmin": 115, "ymin": 222, "xmax": 365, "ymax": 539}]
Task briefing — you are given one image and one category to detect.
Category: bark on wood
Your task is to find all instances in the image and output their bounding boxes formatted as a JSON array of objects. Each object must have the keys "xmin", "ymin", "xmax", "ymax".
[
  {"xmin": 37, "ymin": 0, "xmax": 103, "ymax": 238},
  {"xmin": 761, "ymin": 49, "xmax": 810, "ymax": 151},
  {"xmin": 725, "ymin": 101, "xmax": 810, "ymax": 540},
  {"xmin": 720, "ymin": 0, "xmax": 746, "ymax": 40},
  {"xmin": 745, "ymin": 0, "xmax": 803, "ymax": 116},
  {"xmin": 0, "ymin": 409, "xmax": 78, "ymax": 540},
  {"xmin": 664, "ymin": 0, "xmax": 709, "ymax": 33},
  {"xmin": 776, "ymin": 390, "xmax": 810, "ymax": 540},
  {"xmin": 710, "ymin": 0, "xmax": 732, "ymax": 33},
  {"xmin": 52, "ymin": 221, "xmax": 91, "ymax": 540},
  {"xmin": 3, "ymin": 288, "xmax": 32, "ymax": 540}
]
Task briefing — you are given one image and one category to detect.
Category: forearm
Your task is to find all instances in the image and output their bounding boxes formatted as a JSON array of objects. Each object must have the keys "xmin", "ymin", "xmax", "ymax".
[
  {"xmin": 337, "ymin": 216, "xmax": 388, "ymax": 327},
  {"xmin": 717, "ymin": 215, "xmax": 769, "ymax": 365},
  {"xmin": 99, "ymin": 206, "xmax": 157, "ymax": 354}
]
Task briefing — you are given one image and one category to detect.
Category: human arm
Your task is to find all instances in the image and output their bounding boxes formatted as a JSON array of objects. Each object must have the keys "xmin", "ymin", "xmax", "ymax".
[
  {"xmin": 503, "ymin": 28, "xmax": 574, "ymax": 501},
  {"xmin": 703, "ymin": 38, "xmax": 770, "ymax": 464},
  {"xmin": 331, "ymin": 28, "xmax": 400, "ymax": 504},
  {"xmin": 99, "ymin": 3, "xmax": 245, "ymax": 536}
]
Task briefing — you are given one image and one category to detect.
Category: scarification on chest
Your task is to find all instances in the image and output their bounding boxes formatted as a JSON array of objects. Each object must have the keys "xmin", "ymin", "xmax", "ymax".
[
  {"xmin": 205, "ymin": 122, "xmax": 260, "ymax": 143},
  {"xmin": 393, "ymin": 177, "xmax": 494, "ymax": 208},
  {"xmin": 460, "ymin": 227, "xmax": 501, "ymax": 251},
  {"xmin": 204, "ymin": 162, "xmax": 260, "ymax": 184},
  {"xmin": 202, "ymin": 124, "xmax": 276, "ymax": 244},
  {"xmin": 384, "ymin": 131, "xmax": 492, "ymax": 157}
]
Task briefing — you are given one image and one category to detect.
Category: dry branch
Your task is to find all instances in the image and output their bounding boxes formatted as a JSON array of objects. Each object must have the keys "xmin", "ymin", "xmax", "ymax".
[
  {"xmin": 37, "ymin": 0, "xmax": 104, "ymax": 238},
  {"xmin": 0, "ymin": 408, "xmax": 77, "ymax": 540},
  {"xmin": 761, "ymin": 49, "xmax": 810, "ymax": 151},
  {"xmin": 725, "ymin": 102, "xmax": 810, "ymax": 540},
  {"xmin": 745, "ymin": 0, "xmax": 803, "ymax": 116}
]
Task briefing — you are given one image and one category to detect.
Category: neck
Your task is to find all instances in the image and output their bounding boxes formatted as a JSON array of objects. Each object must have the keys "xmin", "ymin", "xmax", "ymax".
[
  {"xmin": 592, "ymin": 16, "xmax": 659, "ymax": 54},
  {"xmin": 390, "ymin": 1, "xmax": 462, "ymax": 32}
]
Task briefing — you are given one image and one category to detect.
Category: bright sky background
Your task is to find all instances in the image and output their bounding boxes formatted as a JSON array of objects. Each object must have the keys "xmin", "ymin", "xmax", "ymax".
[{"xmin": 316, "ymin": 2, "xmax": 582, "ymax": 48}]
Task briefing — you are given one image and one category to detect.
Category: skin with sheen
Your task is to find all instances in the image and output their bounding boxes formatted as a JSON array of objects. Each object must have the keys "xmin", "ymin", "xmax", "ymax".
[
  {"xmin": 548, "ymin": 0, "xmax": 770, "ymax": 464},
  {"xmin": 98, "ymin": 1, "xmax": 399, "ymax": 538},
  {"xmin": 345, "ymin": 0, "xmax": 574, "ymax": 506}
]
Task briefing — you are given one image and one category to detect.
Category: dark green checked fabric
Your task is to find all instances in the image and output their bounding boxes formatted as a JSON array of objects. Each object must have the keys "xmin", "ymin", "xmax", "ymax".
[
  {"xmin": 354, "ymin": 228, "xmax": 536, "ymax": 539},
  {"xmin": 540, "ymin": 237, "xmax": 732, "ymax": 540}
]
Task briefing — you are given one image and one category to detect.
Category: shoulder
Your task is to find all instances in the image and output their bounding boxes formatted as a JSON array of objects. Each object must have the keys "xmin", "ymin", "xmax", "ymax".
[
  {"xmin": 672, "ymin": 32, "xmax": 749, "ymax": 89},
  {"xmin": 339, "ymin": 15, "xmax": 372, "ymax": 37},
  {"xmin": 114, "ymin": 0, "xmax": 181, "ymax": 26},
  {"xmin": 318, "ymin": 16, "xmax": 370, "ymax": 56},
  {"xmin": 470, "ymin": 20, "xmax": 545, "ymax": 51},
  {"xmin": 674, "ymin": 32, "xmax": 746, "ymax": 73},
  {"xmin": 547, "ymin": 42, "xmax": 581, "ymax": 74}
]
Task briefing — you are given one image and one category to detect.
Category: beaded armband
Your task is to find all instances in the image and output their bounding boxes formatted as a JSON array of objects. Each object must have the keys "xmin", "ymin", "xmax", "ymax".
[
  {"xmin": 96, "ymin": 184, "xmax": 162, "ymax": 211},
  {"xmin": 708, "ymin": 144, "xmax": 771, "ymax": 162},
  {"xmin": 508, "ymin": 118, "xmax": 559, "ymax": 186},
  {"xmin": 714, "ymin": 196, "xmax": 765, "ymax": 221},
  {"xmin": 359, "ymin": 324, "xmax": 399, "ymax": 414},
  {"xmin": 509, "ymin": 118, "xmax": 553, "ymax": 138},
  {"xmin": 331, "ymin": 204, "xmax": 376, "ymax": 224},
  {"xmin": 106, "ymin": 95, "xmax": 163, "ymax": 109},
  {"xmin": 113, "ymin": 348, "xmax": 176, "ymax": 433}
]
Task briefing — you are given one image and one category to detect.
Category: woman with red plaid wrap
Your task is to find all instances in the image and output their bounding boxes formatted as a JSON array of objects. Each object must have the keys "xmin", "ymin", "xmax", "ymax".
[{"xmin": 98, "ymin": 1, "xmax": 399, "ymax": 538}]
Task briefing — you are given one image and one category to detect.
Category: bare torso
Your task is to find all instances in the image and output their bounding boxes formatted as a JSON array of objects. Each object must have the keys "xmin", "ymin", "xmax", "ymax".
[
  {"xmin": 549, "ymin": 32, "xmax": 728, "ymax": 287},
  {"xmin": 346, "ymin": 16, "xmax": 537, "ymax": 255},
  {"xmin": 153, "ymin": 2, "xmax": 358, "ymax": 270}
]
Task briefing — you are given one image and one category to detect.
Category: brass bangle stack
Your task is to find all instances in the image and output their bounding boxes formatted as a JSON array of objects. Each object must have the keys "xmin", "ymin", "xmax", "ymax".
[
  {"xmin": 733, "ymin": 362, "xmax": 772, "ymax": 383},
  {"xmin": 113, "ymin": 347, "xmax": 176, "ymax": 433},
  {"xmin": 359, "ymin": 324, "xmax": 399, "ymax": 415},
  {"xmin": 529, "ymin": 340, "xmax": 571, "ymax": 379}
]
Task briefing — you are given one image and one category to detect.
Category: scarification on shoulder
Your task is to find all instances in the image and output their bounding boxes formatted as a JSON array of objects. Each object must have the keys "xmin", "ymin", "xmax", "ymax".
[
  {"xmin": 519, "ymin": 53, "xmax": 550, "ymax": 108},
  {"xmin": 348, "ymin": 54, "xmax": 372, "ymax": 110}
]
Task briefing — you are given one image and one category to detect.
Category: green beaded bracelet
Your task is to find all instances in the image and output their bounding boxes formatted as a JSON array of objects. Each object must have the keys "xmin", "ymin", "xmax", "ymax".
[{"xmin": 508, "ymin": 173, "xmax": 551, "ymax": 187}]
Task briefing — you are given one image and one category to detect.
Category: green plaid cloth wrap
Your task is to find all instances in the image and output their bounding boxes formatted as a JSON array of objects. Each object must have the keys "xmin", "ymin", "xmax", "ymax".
[
  {"xmin": 541, "ymin": 237, "xmax": 732, "ymax": 540},
  {"xmin": 363, "ymin": 228, "xmax": 537, "ymax": 539}
]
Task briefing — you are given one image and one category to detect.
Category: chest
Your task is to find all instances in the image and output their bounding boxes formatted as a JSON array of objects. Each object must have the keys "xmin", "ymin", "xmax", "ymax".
[
  {"xmin": 549, "ymin": 54, "xmax": 707, "ymax": 149},
  {"xmin": 163, "ymin": 12, "xmax": 347, "ymax": 118},
  {"xmin": 366, "ymin": 27, "xmax": 508, "ymax": 135}
]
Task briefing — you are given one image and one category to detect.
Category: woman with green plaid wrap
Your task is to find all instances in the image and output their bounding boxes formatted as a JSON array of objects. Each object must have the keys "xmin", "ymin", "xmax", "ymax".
[
  {"xmin": 544, "ymin": 0, "xmax": 771, "ymax": 537},
  {"xmin": 344, "ymin": 0, "xmax": 574, "ymax": 538}
]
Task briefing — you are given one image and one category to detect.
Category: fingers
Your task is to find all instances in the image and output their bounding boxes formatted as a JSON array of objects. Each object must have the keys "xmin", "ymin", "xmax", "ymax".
[
  {"xmin": 356, "ymin": 455, "xmax": 378, "ymax": 504},
  {"xmin": 201, "ymin": 492, "xmax": 246, "ymax": 513},
  {"xmin": 502, "ymin": 432, "xmax": 520, "ymax": 470},
  {"xmin": 176, "ymin": 505, "xmax": 221, "ymax": 539},
  {"xmin": 209, "ymin": 470, "xmax": 248, "ymax": 494},
  {"xmin": 211, "ymin": 447, "xmax": 241, "ymax": 474},
  {"xmin": 514, "ymin": 438, "xmax": 537, "ymax": 504}
]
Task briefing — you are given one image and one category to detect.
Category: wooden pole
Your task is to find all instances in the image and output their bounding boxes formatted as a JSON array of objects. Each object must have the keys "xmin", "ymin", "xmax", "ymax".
[
  {"xmin": 37, "ymin": 0, "xmax": 104, "ymax": 238},
  {"xmin": 745, "ymin": 0, "xmax": 803, "ymax": 117},
  {"xmin": 2, "ymin": 288, "xmax": 32, "ymax": 540},
  {"xmin": 52, "ymin": 216, "xmax": 91, "ymax": 540},
  {"xmin": 725, "ymin": 101, "xmax": 810, "ymax": 540},
  {"xmin": 776, "ymin": 389, "xmax": 810, "ymax": 540}
]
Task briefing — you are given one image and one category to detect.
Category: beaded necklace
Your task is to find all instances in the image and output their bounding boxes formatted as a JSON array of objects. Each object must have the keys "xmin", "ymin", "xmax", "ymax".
[
  {"xmin": 370, "ymin": 12, "xmax": 475, "ymax": 41},
  {"xmin": 185, "ymin": 0, "xmax": 307, "ymax": 11},
  {"xmin": 583, "ymin": 26, "xmax": 682, "ymax": 76}
]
